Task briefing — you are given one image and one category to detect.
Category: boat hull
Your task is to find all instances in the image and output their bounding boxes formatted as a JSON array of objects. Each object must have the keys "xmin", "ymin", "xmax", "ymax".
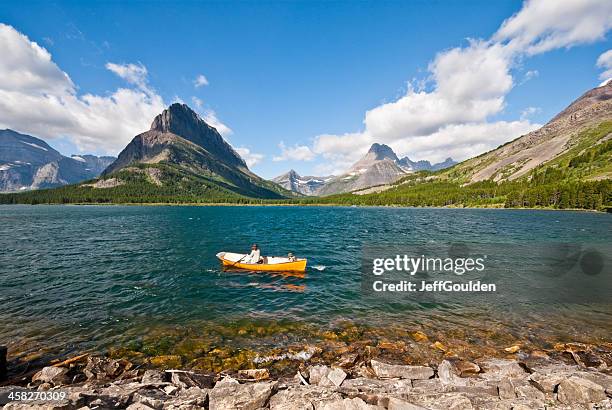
[{"xmin": 216, "ymin": 252, "xmax": 307, "ymax": 272}]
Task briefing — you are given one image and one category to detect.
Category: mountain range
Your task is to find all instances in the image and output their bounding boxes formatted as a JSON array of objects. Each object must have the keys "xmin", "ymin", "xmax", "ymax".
[
  {"xmin": 0, "ymin": 129, "xmax": 115, "ymax": 192},
  {"xmin": 271, "ymin": 170, "xmax": 332, "ymax": 196},
  {"xmin": 1, "ymin": 81, "xmax": 610, "ymax": 210},
  {"xmin": 273, "ymin": 143, "xmax": 456, "ymax": 196}
]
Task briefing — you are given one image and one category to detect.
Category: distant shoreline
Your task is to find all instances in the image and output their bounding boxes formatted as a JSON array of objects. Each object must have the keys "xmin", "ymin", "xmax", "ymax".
[{"xmin": 1, "ymin": 201, "xmax": 606, "ymax": 213}]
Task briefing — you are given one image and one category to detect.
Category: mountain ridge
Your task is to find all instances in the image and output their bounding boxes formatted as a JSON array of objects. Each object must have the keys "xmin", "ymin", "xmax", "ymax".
[
  {"xmin": 0, "ymin": 129, "xmax": 115, "ymax": 192},
  {"xmin": 274, "ymin": 143, "xmax": 456, "ymax": 196},
  {"xmin": 271, "ymin": 170, "xmax": 331, "ymax": 196},
  {"xmin": 3, "ymin": 83, "xmax": 609, "ymax": 210},
  {"xmin": 447, "ymin": 81, "xmax": 612, "ymax": 183}
]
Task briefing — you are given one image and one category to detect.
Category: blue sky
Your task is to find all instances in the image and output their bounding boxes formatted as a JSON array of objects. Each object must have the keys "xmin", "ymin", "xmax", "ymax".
[{"xmin": 0, "ymin": 1, "xmax": 611, "ymax": 178}]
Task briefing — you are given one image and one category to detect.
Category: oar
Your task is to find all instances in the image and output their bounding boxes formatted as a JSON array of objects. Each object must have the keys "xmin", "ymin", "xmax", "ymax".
[{"xmin": 229, "ymin": 254, "xmax": 248, "ymax": 268}]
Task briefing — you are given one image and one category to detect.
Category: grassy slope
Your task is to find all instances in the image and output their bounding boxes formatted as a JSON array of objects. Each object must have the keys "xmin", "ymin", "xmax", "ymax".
[
  {"xmin": 0, "ymin": 163, "xmax": 283, "ymax": 204},
  {"xmin": 295, "ymin": 122, "xmax": 612, "ymax": 210}
]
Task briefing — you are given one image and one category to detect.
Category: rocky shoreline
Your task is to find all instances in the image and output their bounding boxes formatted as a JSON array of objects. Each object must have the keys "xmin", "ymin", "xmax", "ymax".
[{"xmin": 2, "ymin": 344, "xmax": 612, "ymax": 410}]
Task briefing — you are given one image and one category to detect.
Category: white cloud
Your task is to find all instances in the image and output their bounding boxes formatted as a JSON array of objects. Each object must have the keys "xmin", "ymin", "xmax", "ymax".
[
  {"xmin": 105, "ymin": 62, "xmax": 148, "ymax": 89},
  {"xmin": 313, "ymin": 131, "xmax": 372, "ymax": 172},
  {"xmin": 235, "ymin": 147, "xmax": 264, "ymax": 168},
  {"xmin": 520, "ymin": 69, "xmax": 539, "ymax": 84},
  {"xmin": 188, "ymin": 96, "xmax": 233, "ymax": 137},
  {"xmin": 312, "ymin": 121, "xmax": 539, "ymax": 166},
  {"xmin": 494, "ymin": 0, "xmax": 612, "ymax": 55},
  {"xmin": 0, "ymin": 25, "xmax": 73, "ymax": 95},
  {"xmin": 191, "ymin": 96, "xmax": 203, "ymax": 109},
  {"xmin": 201, "ymin": 109, "xmax": 232, "ymax": 137},
  {"xmin": 520, "ymin": 106, "xmax": 541, "ymax": 120},
  {"xmin": 596, "ymin": 49, "xmax": 612, "ymax": 81},
  {"xmin": 0, "ymin": 23, "xmax": 165, "ymax": 155},
  {"xmin": 391, "ymin": 120, "xmax": 540, "ymax": 163},
  {"xmin": 194, "ymin": 74, "xmax": 209, "ymax": 88},
  {"xmin": 273, "ymin": 142, "xmax": 316, "ymax": 162},
  {"xmin": 310, "ymin": 0, "xmax": 612, "ymax": 169}
]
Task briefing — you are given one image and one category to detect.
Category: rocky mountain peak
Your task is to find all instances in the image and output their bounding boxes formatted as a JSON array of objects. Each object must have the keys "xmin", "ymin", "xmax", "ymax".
[
  {"xmin": 367, "ymin": 143, "xmax": 399, "ymax": 161},
  {"xmin": 150, "ymin": 103, "xmax": 200, "ymax": 134},
  {"xmin": 146, "ymin": 103, "xmax": 246, "ymax": 169}
]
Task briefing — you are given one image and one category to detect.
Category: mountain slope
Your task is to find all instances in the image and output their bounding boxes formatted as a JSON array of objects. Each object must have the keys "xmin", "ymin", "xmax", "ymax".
[
  {"xmin": 320, "ymin": 143, "xmax": 407, "ymax": 195},
  {"xmin": 93, "ymin": 103, "xmax": 289, "ymax": 199},
  {"xmin": 446, "ymin": 81, "xmax": 612, "ymax": 183},
  {"xmin": 0, "ymin": 129, "xmax": 115, "ymax": 192},
  {"xmin": 72, "ymin": 155, "xmax": 116, "ymax": 175}
]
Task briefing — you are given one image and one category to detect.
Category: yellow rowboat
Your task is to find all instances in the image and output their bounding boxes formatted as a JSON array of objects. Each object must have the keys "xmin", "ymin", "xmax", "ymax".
[{"xmin": 216, "ymin": 252, "xmax": 307, "ymax": 272}]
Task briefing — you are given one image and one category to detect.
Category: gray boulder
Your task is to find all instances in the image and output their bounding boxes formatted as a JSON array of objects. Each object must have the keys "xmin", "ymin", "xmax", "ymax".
[
  {"xmin": 31, "ymin": 366, "xmax": 70, "ymax": 386},
  {"xmin": 209, "ymin": 378, "xmax": 277, "ymax": 410},
  {"xmin": 370, "ymin": 360, "xmax": 433, "ymax": 380},
  {"xmin": 318, "ymin": 397, "xmax": 384, "ymax": 409},
  {"xmin": 557, "ymin": 375, "xmax": 606, "ymax": 404},
  {"xmin": 269, "ymin": 385, "xmax": 342, "ymax": 410}
]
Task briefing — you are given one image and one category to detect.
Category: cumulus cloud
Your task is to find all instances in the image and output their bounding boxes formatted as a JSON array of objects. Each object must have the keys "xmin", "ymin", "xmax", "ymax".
[
  {"xmin": 494, "ymin": 0, "xmax": 612, "ymax": 55},
  {"xmin": 194, "ymin": 74, "xmax": 209, "ymax": 88},
  {"xmin": 597, "ymin": 49, "xmax": 612, "ymax": 81},
  {"xmin": 273, "ymin": 142, "xmax": 316, "ymax": 162},
  {"xmin": 0, "ymin": 23, "xmax": 165, "ymax": 154},
  {"xmin": 309, "ymin": 0, "xmax": 612, "ymax": 169},
  {"xmin": 391, "ymin": 120, "xmax": 539, "ymax": 163},
  {"xmin": 235, "ymin": 147, "xmax": 264, "ymax": 168}
]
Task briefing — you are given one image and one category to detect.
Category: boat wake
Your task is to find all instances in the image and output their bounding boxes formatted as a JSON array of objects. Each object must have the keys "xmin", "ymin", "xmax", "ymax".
[{"xmin": 312, "ymin": 265, "xmax": 326, "ymax": 271}]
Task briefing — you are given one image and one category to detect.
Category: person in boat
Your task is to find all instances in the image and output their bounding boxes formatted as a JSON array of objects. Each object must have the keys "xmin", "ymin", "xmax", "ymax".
[
  {"xmin": 246, "ymin": 243, "xmax": 262, "ymax": 264},
  {"xmin": 288, "ymin": 252, "xmax": 296, "ymax": 262}
]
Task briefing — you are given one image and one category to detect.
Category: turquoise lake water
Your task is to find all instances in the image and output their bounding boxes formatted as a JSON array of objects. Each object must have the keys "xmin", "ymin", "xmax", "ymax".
[{"xmin": 1, "ymin": 205, "xmax": 611, "ymax": 359}]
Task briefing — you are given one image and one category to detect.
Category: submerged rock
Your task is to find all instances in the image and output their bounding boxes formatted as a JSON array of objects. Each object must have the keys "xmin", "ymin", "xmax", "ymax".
[
  {"xmin": 149, "ymin": 355, "xmax": 182, "ymax": 369},
  {"xmin": 238, "ymin": 368, "xmax": 270, "ymax": 381}
]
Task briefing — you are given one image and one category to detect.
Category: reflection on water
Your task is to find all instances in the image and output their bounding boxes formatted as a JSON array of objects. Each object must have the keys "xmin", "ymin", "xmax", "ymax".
[
  {"xmin": 0, "ymin": 205, "xmax": 611, "ymax": 368},
  {"xmin": 219, "ymin": 267, "xmax": 307, "ymax": 292}
]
